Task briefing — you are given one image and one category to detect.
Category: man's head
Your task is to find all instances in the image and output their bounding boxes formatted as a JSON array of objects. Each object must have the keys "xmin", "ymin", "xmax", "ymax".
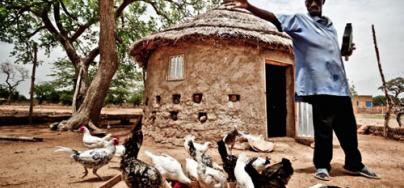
[{"xmin": 305, "ymin": 0, "xmax": 325, "ymax": 17}]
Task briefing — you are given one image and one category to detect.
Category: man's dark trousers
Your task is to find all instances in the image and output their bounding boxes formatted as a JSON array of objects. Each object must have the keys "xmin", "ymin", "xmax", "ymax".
[{"xmin": 306, "ymin": 95, "xmax": 365, "ymax": 172}]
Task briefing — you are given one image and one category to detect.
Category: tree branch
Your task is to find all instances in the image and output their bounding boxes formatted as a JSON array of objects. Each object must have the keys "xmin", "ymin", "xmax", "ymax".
[
  {"xmin": 70, "ymin": 0, "xmax": 135, "ymax": 43},
  {"xmin": 69, "ymin": 18, "xmax": 98, "ymax": 42},
  {"xmin": 83, "ymin": 47, "xmax": 100, "ymax": 66},
  {"xmin": 59, "ymin": 0, "xmax": 78, "ymax": 21},
  {"xmin": 26, "ymin": 26, "xmax": 46, "ymax": 39},
  {"xmin": 53, "ymin": 1, "xmax": 68, "ymax": 36},
  {"xmin": 116, "ymin": 0, "xmax": 136, "ymax": 18},
  {"xmin": 143, "ymin": 0, "xmax": 173, "ymax": 25}
]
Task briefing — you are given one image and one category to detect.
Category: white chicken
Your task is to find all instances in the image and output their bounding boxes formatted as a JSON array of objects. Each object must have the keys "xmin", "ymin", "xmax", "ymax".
[
  {"xmin": 197, "ymin": 161, "xmax": 227, "ymax": 188},
  {"xmin": 80, "ymin": 126, "xmax": 112, "ymax": 149},
  {"xmin": 114, "ymin": 144, "xmax": 125, "ymax": 157},
  {"xmin": 184, "ymin": 135, "xmax": 211, "ymax": 154},
  {"xmin": 54, "ymin": 138, "xmax": 118, "ymax": 180},
  {"xmin": 234, "ymin": 153, "xmax": 254, "ymax": 188},
  {"xmin": 145, "ymin": 150, "xmax": 192, "ymax": 186}
]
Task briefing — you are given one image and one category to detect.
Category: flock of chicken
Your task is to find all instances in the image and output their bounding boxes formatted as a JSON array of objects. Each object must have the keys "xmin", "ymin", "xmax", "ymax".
[{"xmin": 54, "ymin": 119, "xmax": 294, "ymax": 188}]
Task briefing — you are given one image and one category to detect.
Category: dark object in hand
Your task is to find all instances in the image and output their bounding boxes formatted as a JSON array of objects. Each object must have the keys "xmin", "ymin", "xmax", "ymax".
[{"xmin": 341, "ymin": 23, "xmax": 354, "ymax": 61}]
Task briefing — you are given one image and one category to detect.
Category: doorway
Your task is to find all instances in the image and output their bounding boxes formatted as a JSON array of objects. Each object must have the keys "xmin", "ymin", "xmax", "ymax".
[{"xmin": 266, "ymin": 64, "xmax": 287, "ymax": 137}]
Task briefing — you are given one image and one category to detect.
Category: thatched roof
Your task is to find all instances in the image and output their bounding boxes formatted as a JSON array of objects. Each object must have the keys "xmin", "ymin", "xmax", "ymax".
[{"xmin": 129, "ymin": 5, "xmax": 293, "ymax": 66}]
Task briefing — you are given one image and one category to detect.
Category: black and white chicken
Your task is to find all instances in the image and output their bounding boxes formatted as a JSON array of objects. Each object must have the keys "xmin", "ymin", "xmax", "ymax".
[
  {"xmin": 197, "ymin": 160, "xmax": 227, "ymax": 188},
  {"xmin": 186, "ymin": 138, "xmax": 214, "ymax": 169},
  {"xmin": 234, "ymin": 153, "xmax": 255, "ymax": 188},
  {"xmin": 245, "ymin": 158, "xmax": 294, "ymax": 188},
  {"xmin": 80, "ymin": 126, "xmax": 112, "ymax": 149},
  {"xmin": 120, "ymin": 118, "xmax": 164, "ymax": 188},
  {"xmin": 217, "ymin": 139, "xmax": 238, "ymax": 182},
  {"xmin": 54, "ymin": 138, "xmax": 118, "ymax": 180},
  {"xmin": 184, "ymin": 135, "xmax": 211, "ymax": 154}
]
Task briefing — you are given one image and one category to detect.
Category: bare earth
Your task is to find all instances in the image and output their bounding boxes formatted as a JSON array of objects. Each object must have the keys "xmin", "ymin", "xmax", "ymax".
[{"xmin": 0, "ymin": 106, "xmax": 403, "ymax": 188}]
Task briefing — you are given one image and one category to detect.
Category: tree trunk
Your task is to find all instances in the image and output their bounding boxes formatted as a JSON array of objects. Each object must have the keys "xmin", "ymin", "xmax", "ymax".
[
  {"xmin": 59, "ymin": 0, "xmax": 118, "ymax": 131},
  {"xmin": 29, "ymin": 44, "xmax": 38, "ymax": 125},
  {"xmin": 372, "ymin": 25, "xmax": 392, "ymax": 137}
]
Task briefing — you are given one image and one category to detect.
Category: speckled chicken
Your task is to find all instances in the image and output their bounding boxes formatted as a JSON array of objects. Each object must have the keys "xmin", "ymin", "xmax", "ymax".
[
  {"xmin": 54, "ymin": 138, "xmax": 118, "ymax": 180},
  {"xmin": 120, "ymin": 118, "xmax": 164, "ymax": 188}
]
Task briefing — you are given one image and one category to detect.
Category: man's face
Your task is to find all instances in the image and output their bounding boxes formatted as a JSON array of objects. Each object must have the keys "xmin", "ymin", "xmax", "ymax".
[{"xmin": 305, "ymin": 0, "xmax": 324, "ymax": 17}]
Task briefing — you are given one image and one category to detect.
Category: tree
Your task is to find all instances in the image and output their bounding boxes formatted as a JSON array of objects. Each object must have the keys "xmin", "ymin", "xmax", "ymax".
[
  {"xmin": 1, "ymin": 0, "xmax": 221, "ymax": 130},
  {"xmin": 349, "ymin": 81, "xmax": 358, "ymax": 97},
  {"xmin": 379, "ymin": 77, "xmax": 404, "ymax": 106},
  {"xmin": 373, "ymin": 95, "xmax": 386, "ymax": 106},
  {"xmin": 35, "ymin": 82, "xmax": 59, "ymax": 104},
  {"xmin": 0, "ymin": 61, "xmax": 29, "ymax": 103},
  {"xmin": 59, "ymin": 0, "xmax": 119, "ymax": 131}
]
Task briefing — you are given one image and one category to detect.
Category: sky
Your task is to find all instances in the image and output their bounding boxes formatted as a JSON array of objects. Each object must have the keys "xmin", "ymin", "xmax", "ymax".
[{"xmin": 0, "ymin": 0, "xmax": 403, "ymax": 97}]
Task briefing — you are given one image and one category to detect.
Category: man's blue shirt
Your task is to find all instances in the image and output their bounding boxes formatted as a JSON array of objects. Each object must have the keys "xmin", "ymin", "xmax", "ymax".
[{"xmin": 276, "ymin": 13, "xmax": 350, "ymax": 97}]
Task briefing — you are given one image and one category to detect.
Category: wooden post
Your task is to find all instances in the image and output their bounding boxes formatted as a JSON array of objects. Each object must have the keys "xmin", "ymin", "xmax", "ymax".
[
  {"xmin": 29, "ymin": 43, "xmax": 38, "ymax": 125},
  {"xmin": 372, "ymin": 25, "xmax": 392, "ymax": 137}
]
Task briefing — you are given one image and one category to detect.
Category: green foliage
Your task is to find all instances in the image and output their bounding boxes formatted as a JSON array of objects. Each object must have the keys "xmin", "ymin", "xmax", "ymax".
[
  {"xmin": 0, "ymin": 0, "xmax": 222, "ymax": 105},
  {"xmin": 379, "ymin": 77, "xmax": 404, "ymax": 105},
  {"xmin": 58, "ymin": 90, "xmax": 73, "ymax": 105},
  {"xmin": 373, "ymin": 95, "xmax": 386, "ymax": 106},
  {"xmin": 0, "ymin": 84, "xmax": 9, "ymax": 98},
  {"xmin": 35, "ymin": 82, "xmax": 59, "ymax": 104},
  {"xmin": 128, "ymin": 89, "xmax": 144, "ymax": 107}
]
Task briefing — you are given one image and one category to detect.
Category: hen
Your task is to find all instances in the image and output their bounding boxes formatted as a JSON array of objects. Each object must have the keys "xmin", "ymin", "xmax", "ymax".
[
  {"xmin": 185, "ymin": 138, "xmax": 216, "ymax": 169},
  {"xmin": 197, "ymin": 161, "xmax": 227, "ymax": 188},
  {"xmin": 184, "ymin": 135, "xmax": 211, "ymax": 154},
  {"xmin": 80, "ymin": 126, "xmax": 112, "ymax": 149},
  {"xmin": 234, "ymin": 153, "xmax": 254, "ymax": 188},
  {"xmin": 217, "ymin": 140, "xmax": 237, "ymax": 182},
  {"xmin": 54, "ymin": 138, "xmax": 118, "ymax": 180},
  {"xmin": 120, "ymin": 118, "xmax": 164, "ymax": 188},
  {"xmin": 244, "ymin": 158, "xmax": 293, "ymax": 188},
  {"xmin": 145, "ymin": 150, "xmax": 192, "ymax": 186},
  {"xmin": 222, "ymin": 128, "xmax": 240, "ymax": 154}
]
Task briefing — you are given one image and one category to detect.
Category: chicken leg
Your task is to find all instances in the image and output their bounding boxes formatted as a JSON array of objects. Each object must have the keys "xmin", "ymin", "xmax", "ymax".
[
  {"xmin": 81, "ymin": 167, "xmax": 88, "ymax": 178},
  {"xmin": 93, "ymin": 168, "xmax": 104, "ymax": 180}
]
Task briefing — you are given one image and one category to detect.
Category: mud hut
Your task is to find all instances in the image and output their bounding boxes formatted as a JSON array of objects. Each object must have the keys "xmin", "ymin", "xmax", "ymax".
[{"xmin": 130, "ymin": 4, "xmax": 295, "ymax": 145}]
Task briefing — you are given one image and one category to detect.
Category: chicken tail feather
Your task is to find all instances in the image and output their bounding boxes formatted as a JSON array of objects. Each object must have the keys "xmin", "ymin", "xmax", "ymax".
[{"xmin": 54, "ymin": 146, "xmax": 79, "ymax": 155}]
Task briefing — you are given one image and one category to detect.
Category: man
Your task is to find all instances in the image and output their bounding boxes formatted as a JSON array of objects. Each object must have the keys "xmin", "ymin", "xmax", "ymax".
[{"xmin": 229, "ymin": 0, "xmax": 380, "ymax": 181}]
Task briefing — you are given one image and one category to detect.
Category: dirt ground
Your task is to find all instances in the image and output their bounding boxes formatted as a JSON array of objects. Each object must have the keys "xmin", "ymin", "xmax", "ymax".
[
  {"xmin": 0, "ymin": 105, "xmax": 403, "ymax": 188},
  {"xmin": 0, "ymin": 124, "xmax": 403, "ymax": 188}
]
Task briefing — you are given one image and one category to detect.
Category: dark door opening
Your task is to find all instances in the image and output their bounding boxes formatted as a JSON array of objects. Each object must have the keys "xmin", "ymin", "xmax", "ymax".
[{"xmin": 266, "ymin": 64, "xmax": 287, "ymax": 137}]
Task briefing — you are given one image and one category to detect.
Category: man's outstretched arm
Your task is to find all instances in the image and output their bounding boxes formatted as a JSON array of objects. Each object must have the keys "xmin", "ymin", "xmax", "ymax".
[{"xmin": 227, "ymin": 0, "xmax": 283, "ymax": 32}]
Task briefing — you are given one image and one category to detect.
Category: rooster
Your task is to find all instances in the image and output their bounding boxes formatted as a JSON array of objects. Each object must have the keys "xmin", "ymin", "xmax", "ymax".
[
  {"xmin": 244, "ymin": 158, "xmax": 293, "ymax": 188},
  {"xmin": 145, "ymin": 150, "xmax": 192, "ymax": 186},
  {"xmin": 80, "ymin": 126, "xmax": 112, "ymax": 149},
  {"xmin": 54, "ymin": 138, "xmax": 118, "ymax": 180},
  {"xmin": 120, "ymin": 118, "xmax": 164, "ymax": 188}
]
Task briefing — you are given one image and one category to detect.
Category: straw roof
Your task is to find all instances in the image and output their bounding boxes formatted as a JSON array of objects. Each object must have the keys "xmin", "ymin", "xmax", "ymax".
[{"xmin": 130, "ymin": 5, "xmax": 293, "ymax": 66}]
